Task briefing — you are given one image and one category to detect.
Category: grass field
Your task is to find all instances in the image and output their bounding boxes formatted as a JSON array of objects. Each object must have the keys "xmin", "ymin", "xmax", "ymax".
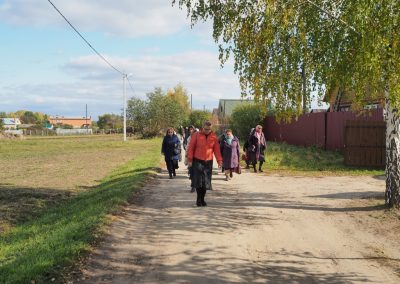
[
  {"xmin": 0, "ymin": 135, "xmax": 162, "ymax": 283},
  {"xmin": 263, "ymin": 142, "xmax": 385, "ymax": 176}
]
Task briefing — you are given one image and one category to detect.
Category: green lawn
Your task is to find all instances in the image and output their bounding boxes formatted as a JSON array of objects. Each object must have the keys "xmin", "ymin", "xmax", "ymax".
[
  {"xmin": 0, "ymin": 135, "xmax": 162, "ymax": 283},
  {"xmin": 262, "ymin": 142, "xmax": 385, "ymax": 176}
]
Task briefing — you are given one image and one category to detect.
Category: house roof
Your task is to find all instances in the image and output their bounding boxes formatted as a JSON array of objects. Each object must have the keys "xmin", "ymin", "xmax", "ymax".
[{"xmin": 1, "ymin": 118, "xmax": 21, "ymax": 125}]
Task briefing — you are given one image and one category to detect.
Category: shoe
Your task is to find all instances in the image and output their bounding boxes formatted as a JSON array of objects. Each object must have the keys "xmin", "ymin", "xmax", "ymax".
[
  {"xmin": 245, "ymin": 165, "xmax": 250, "ymax": 169},
  {"xmin": 196, "ymin": 196, "xmax": 202, "ymax": 206},
  {"xmin": 173, "ymin": 172, "xmax": 176, "ymax": 177},
  {"xmin": 254, "ymin": 168, "xmax": 257, "ymax": 173},
  {"xmin": 169, "ymin": 174, "xmax": 173, "ymax": 179},
  {"xmin": 201, "ymin": 201, "xmax": 207, "ymax": 206},
  {"xmin": 225, "ymin": 176, "xmax": 229, "ymax": 181},
  {"xmin": 259, "ymin": 168, "xmax": 263, "ymax": 172},
  {"xmin": 191, "ymin": 187, "xmax": 195, "ymax": 193},
  {"xmin": 230, "ymin": 172, "xmax": 233, "ymax": 178}
]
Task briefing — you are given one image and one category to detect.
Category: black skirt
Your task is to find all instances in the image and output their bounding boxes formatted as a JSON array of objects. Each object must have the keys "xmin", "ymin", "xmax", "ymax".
[{"xmin": 192, "ymin": 158, "xmax": 213, "ymax": 190}]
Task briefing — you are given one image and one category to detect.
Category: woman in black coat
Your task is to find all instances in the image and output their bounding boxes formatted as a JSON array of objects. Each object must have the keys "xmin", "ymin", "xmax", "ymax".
[
  {"xmin": 247, "ymin": 125, "xmax": 266, "ymax": 173},
  {"xmin": 161, "ymin": 127, "xmax": 181, "ymax": 178}
]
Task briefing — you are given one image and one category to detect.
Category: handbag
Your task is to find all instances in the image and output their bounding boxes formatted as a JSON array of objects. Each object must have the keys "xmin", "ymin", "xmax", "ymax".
[{"xmin": 173, "ymin": 143, "xmax": 181, "ymax": 155}]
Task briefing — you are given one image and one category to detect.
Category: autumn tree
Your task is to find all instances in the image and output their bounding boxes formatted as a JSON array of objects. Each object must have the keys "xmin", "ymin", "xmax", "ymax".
[
  {"xmin": 173, "ymin": 0, "xmax": 400, "ymax": 207},
  {"xmin": 167, "ymin": 83, "xmax": 191, "ymax": 115}
]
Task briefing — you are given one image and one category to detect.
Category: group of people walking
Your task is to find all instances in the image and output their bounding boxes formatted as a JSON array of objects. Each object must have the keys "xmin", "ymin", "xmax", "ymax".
[{"xmin": 161, "ymin": 121, "xmax": 266, "ymax": 207}]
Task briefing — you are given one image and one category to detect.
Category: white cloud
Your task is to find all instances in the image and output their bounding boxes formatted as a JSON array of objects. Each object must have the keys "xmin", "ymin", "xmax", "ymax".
[
  {"xmin": 0, "ymin": 0, "xmax": 189, "ymax": 37},
  {"xmin": 0, "ymin": 51, "xmax": 242, "ymax": 118}
]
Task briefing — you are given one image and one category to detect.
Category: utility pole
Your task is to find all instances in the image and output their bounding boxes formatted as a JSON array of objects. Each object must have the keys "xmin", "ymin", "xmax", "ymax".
[
  {"xmin": 123, "ymin": 74, "xmax": 127, "ymax": 142},
  {"xmin": 85, "ymin": 104, "xmax": 88, "ymax": 132},
  {"xmin": 190, "ymin": 94, "xmax": 193, "ymax": 112}
]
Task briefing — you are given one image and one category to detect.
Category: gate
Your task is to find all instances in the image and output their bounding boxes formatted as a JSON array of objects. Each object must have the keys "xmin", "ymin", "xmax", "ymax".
[{"xmin": 344, "ymin": 120, "xmax": 386, "ymax": 168}]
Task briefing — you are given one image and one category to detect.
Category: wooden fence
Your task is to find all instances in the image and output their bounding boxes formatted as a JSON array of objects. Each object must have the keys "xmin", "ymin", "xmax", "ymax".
[{"xmin": 344, "ymin": 120, "xmax": 386, "ymax": 168}]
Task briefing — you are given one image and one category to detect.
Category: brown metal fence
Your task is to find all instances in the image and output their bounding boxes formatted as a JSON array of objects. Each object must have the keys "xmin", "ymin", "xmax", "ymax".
[
  {"xmin": 344, "ymin": 120, "xmax": 386, "ymax": 168},
  {"xmin": 263, "ymin": 108, "xmax": 384, "ymax": 151}
]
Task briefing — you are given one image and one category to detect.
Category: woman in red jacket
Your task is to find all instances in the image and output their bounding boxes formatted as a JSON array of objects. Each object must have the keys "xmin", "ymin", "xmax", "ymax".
[{"xmin": 187, "ymin": 121, "xmax": 223, "ymax": 206}]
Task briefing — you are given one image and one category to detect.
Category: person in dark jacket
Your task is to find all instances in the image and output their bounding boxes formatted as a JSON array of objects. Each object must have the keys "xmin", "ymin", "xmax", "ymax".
[
  {"xmin": 243, "ymin": 128, "xmax": 254, "ymax": 169},
  {"xmin": 220, "ymin": 129, "xmax": 240, "ymax": 181},
  {"xmin": 247, "ymin": 125, "xmax": 266, "ymax": 173},
  {"xmin": 161, "ymin": 127, "xmax": 181, "ymax": 179},
  {"xmin": 183, "ymin": 125, "xmax": 194, "ymax": 150}
]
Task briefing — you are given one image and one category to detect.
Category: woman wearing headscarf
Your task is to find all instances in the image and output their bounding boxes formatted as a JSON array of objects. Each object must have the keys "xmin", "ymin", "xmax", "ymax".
[
  {"xmin": 247, "ymin": 125, "xmax": 266, "ymax": 173},
  {"xmin": 161, "ymin": 127, "xmax": 181, "ymax": 179},
  {"xmin": 220, "ymin": 129, "xmax": 241, "ymax": 181},
  {"xmin": 187, "ymin": 121, "xmax": 222, "ymax": 206}
]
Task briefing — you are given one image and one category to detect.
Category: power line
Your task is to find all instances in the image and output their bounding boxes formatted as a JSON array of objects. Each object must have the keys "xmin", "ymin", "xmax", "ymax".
[
  {"xmin": 126, "ymin": 77, "xmax": 136, "ymax": 95},
  {"xmin": 47, "ymin": 0, "xmax": 125, "ymax": 75}
]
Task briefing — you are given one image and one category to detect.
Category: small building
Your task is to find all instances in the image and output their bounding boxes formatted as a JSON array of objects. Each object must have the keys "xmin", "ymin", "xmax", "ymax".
[
  {"xmin": 1, "ymin": 118, "xmax": 22, "ymax": 129},
  {"xmin": 49, "ymin": 116, "xmax": 92, "ymax": 129},
  {"xmin": 326, "ymin": 87, "xmax": 384, "ymax": 112},
  {"xmin": 217, "ymin": 99, "xmax": 255, "ymax": 126}
]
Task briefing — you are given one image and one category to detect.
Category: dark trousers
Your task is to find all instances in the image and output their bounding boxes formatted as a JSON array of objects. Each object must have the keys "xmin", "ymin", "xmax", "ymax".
[
  {"xmin": 196, "ymin": 187, "xmax": 207, "ymax": 205},
  {"xmin": 165, "ymin": 159, "xmax": 176, "ymax": 177}
]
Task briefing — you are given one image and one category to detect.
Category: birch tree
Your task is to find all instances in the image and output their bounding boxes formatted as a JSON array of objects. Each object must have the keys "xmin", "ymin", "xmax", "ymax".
[{"xmin": 173, "ymin": 0, "xmax": 400, "ymax": 207}]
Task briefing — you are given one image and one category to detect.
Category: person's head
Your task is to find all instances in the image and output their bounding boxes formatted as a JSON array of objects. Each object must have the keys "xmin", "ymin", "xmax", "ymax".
[
  {"xmin": 166, "ymin": 127, "xmax": 174, "ymax": 136},
  {"xmin": 225, "ymin": 129, "xmax": 233, "ymax": 139},
  {"xmin": 255, "ymin": 125, "xmax": 263, "ymax": 133},
  {"xmin": 189, "ymin": 125, "xmax": 195, "ymax": 134},
  {"xmin": 202, "ymin": 121, "xmax": 212, "ymax": 134}
]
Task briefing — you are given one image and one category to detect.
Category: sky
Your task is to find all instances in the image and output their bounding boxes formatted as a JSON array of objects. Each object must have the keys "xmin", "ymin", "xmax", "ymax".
[{"xmin": 0, "ymin": 0, "xmax": 327, "ymax": 120}]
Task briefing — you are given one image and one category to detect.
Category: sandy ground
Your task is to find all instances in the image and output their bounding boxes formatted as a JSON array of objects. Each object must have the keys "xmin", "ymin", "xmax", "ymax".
[{"xmin": 72, "ymin": 158, "xmax": 400, "ymax": 283}]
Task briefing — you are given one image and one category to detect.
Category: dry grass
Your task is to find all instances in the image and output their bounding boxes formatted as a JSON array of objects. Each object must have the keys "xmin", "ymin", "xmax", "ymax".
[{"xmin": 0, "ymin": 135, "xmax": 160, "ymax": 233}]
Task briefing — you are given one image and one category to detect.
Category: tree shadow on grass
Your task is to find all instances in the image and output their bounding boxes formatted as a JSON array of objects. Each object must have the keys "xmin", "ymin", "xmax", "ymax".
[
  {"xmin": 0, "ymin": 165, "xmax": 158, "ymax": 283},
  {"xmin": 0, "ymin": 184, "xmax": 73, "ymax": 227}
]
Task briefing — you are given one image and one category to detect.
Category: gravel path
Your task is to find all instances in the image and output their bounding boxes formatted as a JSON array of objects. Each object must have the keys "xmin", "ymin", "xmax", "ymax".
[{"xmin": 75, "ymin": 159, "xmax": 399, "ymax": 283}]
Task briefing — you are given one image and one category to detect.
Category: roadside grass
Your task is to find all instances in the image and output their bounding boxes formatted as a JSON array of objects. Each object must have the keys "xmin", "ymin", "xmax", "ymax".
[
  {"xmin": 0, "ymin": 136, "xmax": 162, "ymax": 283},
  {"xmin": 261, "ymin": 142, "xmax": 385, "ymax": 176}
]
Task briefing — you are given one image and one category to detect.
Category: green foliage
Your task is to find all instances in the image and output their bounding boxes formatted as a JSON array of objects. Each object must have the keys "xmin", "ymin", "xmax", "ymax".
[
  {"xmin": 0, "ymin": 118, "xmax": 4, "ymax": 131},
  {"xmin": 187, "ymin": 110, "xmax": 212, "ymax": 128},
  {"xmin": 173, "ymin": 0, "xmax": 400, "ymax": 115},
  {"xmin": 127, "ymin": 97, "xmax": 148, "ymax": 134},
  {"xmin": 127, "ymin": 86, "xmax": 189, "ymax": 137},
  {"xmin": 97, "ymin": 114, "xmax": 123, "ymax": 130},
  {"xmin": 54, "ymin": 123, "xmax": 73, "ymax": 129},
  {"xmin": 230, "ymin": 104, "xmax": 266, "ymax": 139},
  {"xmin": 7, "ymin": 110, "xmax": 49, "ymax": 125},
  {"xmin": 0, "ymin": 112, "xmax": 6, "ymax": 118}
]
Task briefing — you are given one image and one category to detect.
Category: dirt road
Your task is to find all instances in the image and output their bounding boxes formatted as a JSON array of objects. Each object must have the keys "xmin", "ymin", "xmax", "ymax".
[{"xmin": 75, "ymin": 160, "xmax": 400, "ymax": 283}]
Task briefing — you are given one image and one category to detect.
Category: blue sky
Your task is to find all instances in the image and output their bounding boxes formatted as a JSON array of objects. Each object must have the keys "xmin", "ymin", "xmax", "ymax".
[
  {"xmin": 0, "ymin": 0, "xmax": 327, "ymax": 120},
  {"xmin": 0, "ymin": 0, "xmax": 243, "ymax": 119}
]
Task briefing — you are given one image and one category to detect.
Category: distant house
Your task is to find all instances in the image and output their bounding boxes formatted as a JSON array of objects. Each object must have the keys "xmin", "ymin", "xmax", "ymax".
[
  {"xmin": 217, "ymin": 99, "xmax": 255, "ymax": 126},
  {"xmin": 1, "ymin": 118, "xmax": 21, "ymax": 129},
  {"xmin": 326, "ymin": 87, "xmax": 384, "ymax": 112},
  {"xmin": 49, "ymin": 116, "xmax": 92, "ymax": 129}
]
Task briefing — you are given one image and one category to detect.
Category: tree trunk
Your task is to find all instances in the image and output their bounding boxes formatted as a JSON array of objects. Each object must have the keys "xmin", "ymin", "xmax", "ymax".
[
  {"xmin": 301, "ymin": 64, "xmax": 307, "ymax": 114},
  {"xmin": 385, "ymin": 97, "xmax": 400, "ymax": 207}
]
